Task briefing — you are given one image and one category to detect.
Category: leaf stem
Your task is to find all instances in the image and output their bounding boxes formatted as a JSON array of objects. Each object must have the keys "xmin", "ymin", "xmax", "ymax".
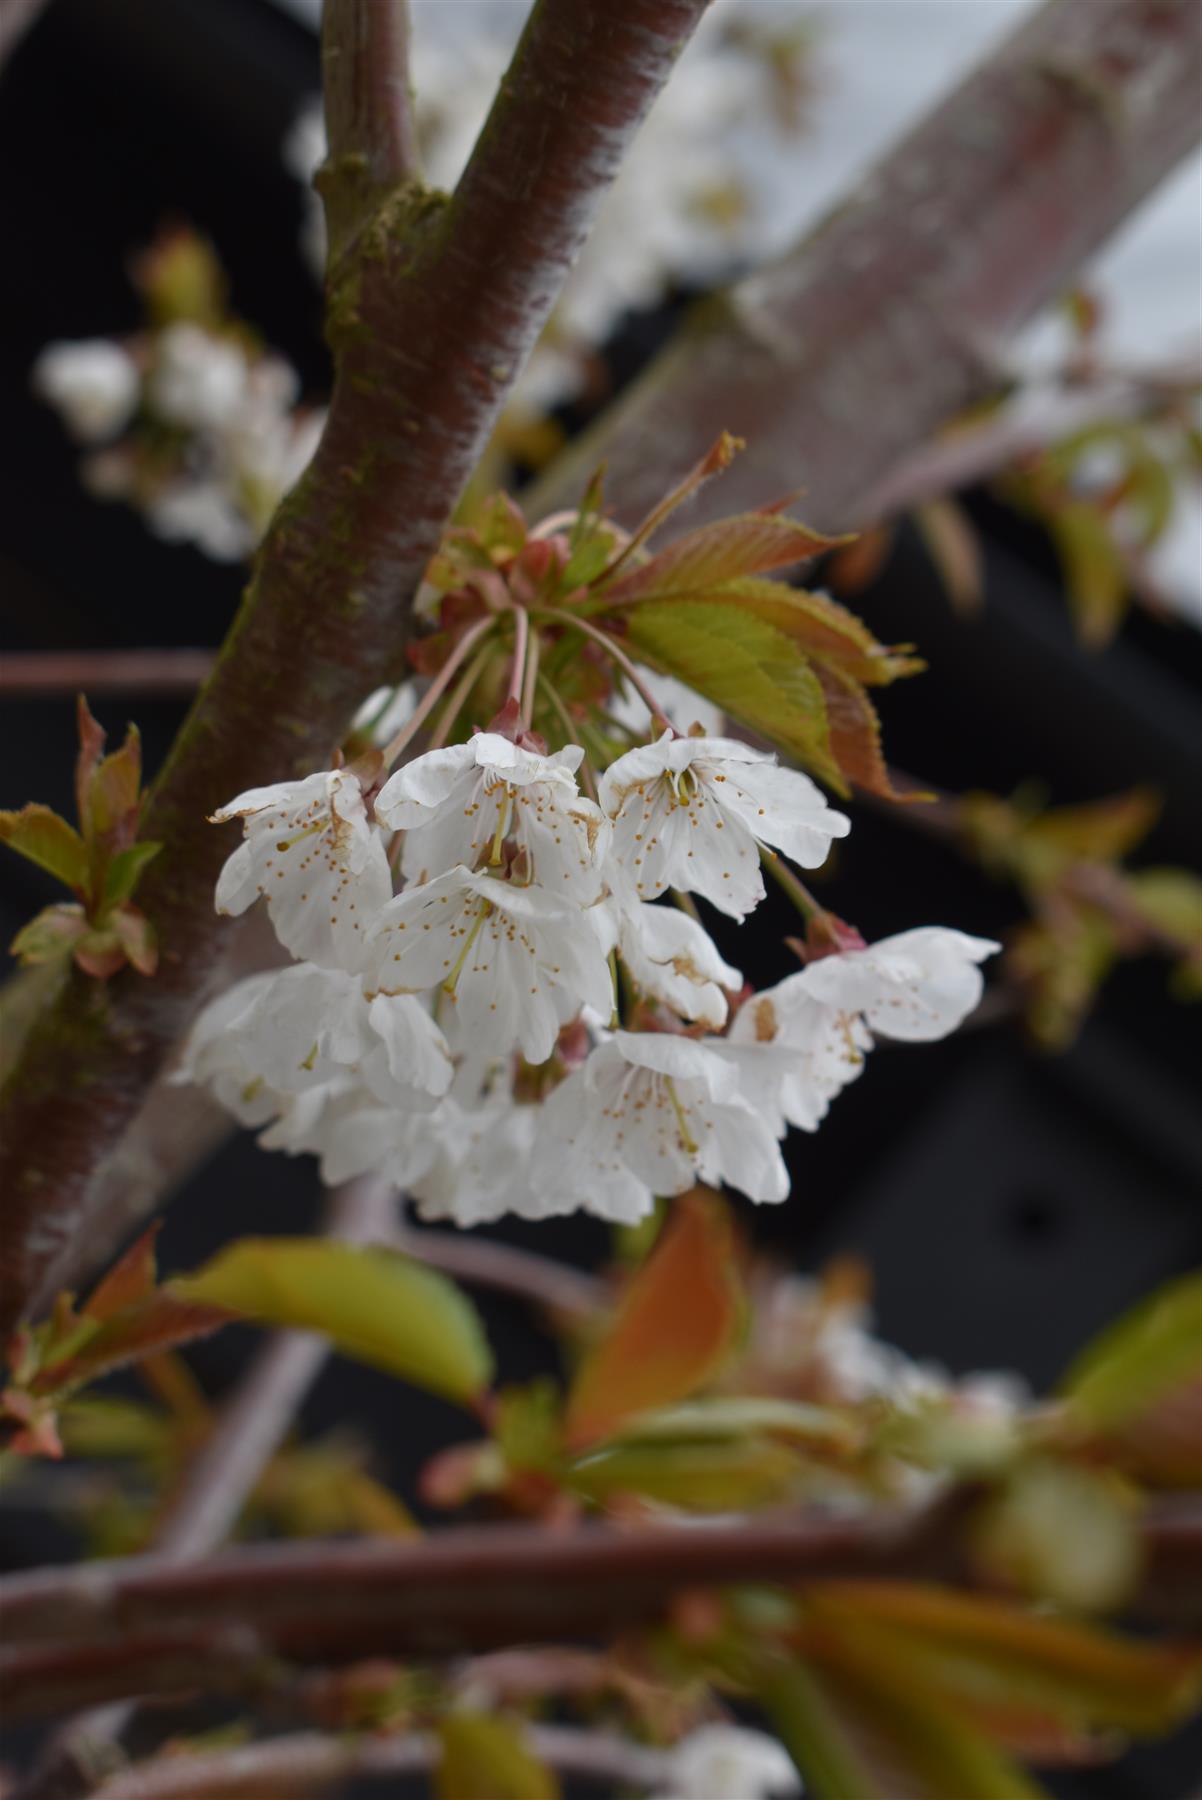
[
  {"xmin": 531, "ymin": 607, "xmax": 670, "ymax": 734},
  {"xmin": 382, "ymin": 617, "xmax": 498, "ymax": 766}
]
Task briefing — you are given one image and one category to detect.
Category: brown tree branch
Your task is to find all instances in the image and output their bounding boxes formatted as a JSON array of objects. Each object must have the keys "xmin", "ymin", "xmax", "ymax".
[
  {"xmin": 393, "ymin": 1223, "xmax": 605, "ymax": 1321},
  {"xmin": 526, "ymin": 0, "xmax": 1202, "ymax": 532},
  {"xmin": 0, "ymin": 0, "xmax": 714, "ymax": 1341},
  {"xmin": 0, "ymin": 1493, "xmax": 976, "ymax": 1723},
  {"xmin": 1, "ymin": 1495, "xmax": 1195, "ymax": 1723},
  {"xmin": 0, "ymin": 650, "xmax": 215, "ymax": 698},
  {"xmin": 863, "ymin": 353, "xmax": 1202, "ymax": 520},
  {"xmin": 319, "ymin": 0, "xmax": 421, "ymax": 262},
  {"xmin": 64, "ymin": 1725, "xmax": 674, "ymax": 1799}
]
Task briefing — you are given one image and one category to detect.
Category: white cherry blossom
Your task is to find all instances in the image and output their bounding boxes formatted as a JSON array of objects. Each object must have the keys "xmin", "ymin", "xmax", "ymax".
[
  {"xmin": 597, "ymin": 879, "xmax": 742, "ymax": 1029},
  {"xmin": 362, "ymin": 866, "xmax": 614, "ymax": 1066},
  {"xmin": 538, "ymin": 1030, "xmax": 789, "ymax": 1206},
  {"xmin": 798, "ymin": 926, "xmax": 1001, "ymax": 1040},
  {"xmin": 212, "ymin": 767, "xmax": 391, "ymax": 970},
  {"xmin": 32, "ymin": 340, "xmax": 140, "ymax": 442},
  {"xmin": 178, "ymin": 965, "xmax": 451, "ymax": 1117},
  {"xmin": 722, "ymin": 975, "xmax": 871, "ymax": 1133},
  {"xmin": 148, "ymin": 323, "xmax": 249, "ymax": 431},
  {"xmin": 600, "ymin": 732, "xmax": 849, "ymax": 919},
  {"xmin": 656, "ymin": 1725, "xmax": 799, "ymax": 1800},
  {"xmin": 377, "ymin": 733, "xmax": 609, "ymax": 902}
]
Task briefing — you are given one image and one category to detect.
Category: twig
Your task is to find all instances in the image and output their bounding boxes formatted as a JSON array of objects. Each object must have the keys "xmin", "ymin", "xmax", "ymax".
[
  {"xmin": 394, "ymin": 1223, "xmax": 604, "ymax": 1320},
  {"xmin": 527, "ymin": 0, "xmax": 1202, "ymax": 531},
  {"xmin": 78, "ymin": 1725, "xmax": 673, "ymax": 1799},
  {"xmin": 0, "ymin": 0, "xmax": 714, "ymax": 1339},
  {"xmin": 862, "ymin": 358, "xmax": 1202, "ymax": 519},
  {"xmin": 0, "ymin": 650, "xmax": 215, "ymax": 698}
]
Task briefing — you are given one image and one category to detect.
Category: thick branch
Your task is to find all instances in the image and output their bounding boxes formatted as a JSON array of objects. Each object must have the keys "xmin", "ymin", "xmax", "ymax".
[
  {"xmin": 1, "ymin": 1495, "xmax": 1195, "ymax": 1722},
  {"xmin": 0, "ymin": 0, "xmax": 714, "ymax": 1340},
  {"xmin": 527, "ymin": 0, "xmax": 1202, "ymax": 530}
]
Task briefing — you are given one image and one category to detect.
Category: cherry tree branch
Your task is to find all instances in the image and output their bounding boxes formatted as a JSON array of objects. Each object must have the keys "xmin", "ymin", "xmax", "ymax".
[
  {"xmin": 63, "ymin": 1725, "xmax": 673, "ymax": 1800},
  {"xmin": 2, "ymin": 1494, "xmax": 1196, "ymax": 1723},
  {"xmin": 526, "ymin": 0, "xmax": 1202, "ymax": 531},
  {"xmin": 0, "ymin": 0, "xmax": 715, "ymax": 1341},
  {"xmin": 863, "ymin": 353, "xmax": 1202, "ymax": 520},
  {"xmin": 319, "ymin": 0, "xmax": 422, "ymax": 261},
  {"xmin": 0, "ymin": 649, "xmax": 215, "ymax": 697}
]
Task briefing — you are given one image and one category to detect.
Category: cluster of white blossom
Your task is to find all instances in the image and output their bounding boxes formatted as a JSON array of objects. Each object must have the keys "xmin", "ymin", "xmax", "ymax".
[
  {"xmin": 180, "ymin": 698, "xmax": 998, "ymax": 1229},
  {"xmin": 286, "ymin": 0, "xmax": 819, "ymax": 419},
  {"xmin": 33, "ymin": 324, "xmax": 323, "ymax": 561}
]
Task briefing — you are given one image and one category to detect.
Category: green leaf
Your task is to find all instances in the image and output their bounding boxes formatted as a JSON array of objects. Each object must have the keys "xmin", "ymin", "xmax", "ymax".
[
  {"xmin": 615, "ymin": 1395, "xmax": 860, "ymax": 1453},
  {"xmin": 1049, "ymin": 503, "xmax": 1127, "ymax": 648},
  {"xmin": 437, "ymin": 1714, "xmax": 560, "ymax": 1800},
  {"xmin": 1060, "ymin": 1270, "xmax": 1202, "ymax": 1433},
  {"xmin": 0, "ymin": 805, "xmax": 88, "ymax": 889},
  {"xmin": 762, "ymin": 1653, "xmax": 1045, "ymax": 1800},
  {"xmin": 806, "ymin": 1582, "xmax": 1202, "ymax": 1737},
  {"xmin": 102, "ymin": 841, "xmax": 162, "ymax": 909},
  {"xmin": 625, "ymin": 600, "xmax": 842, "ymax": 790},
  {"xmin": 569, "ymin": 1434, "xmax": 806, "ymax": 1511},
  {"xmin": 971, "ymin": 1458, "xmax": 1140, "ymax": 1612},
  {"xmin": 174, "ymin": 1238, "xmax": 494, "ymax": 1405},
  {"xmin": 9, "ymin": 903, "xmax": 89, "ymax": 967}
]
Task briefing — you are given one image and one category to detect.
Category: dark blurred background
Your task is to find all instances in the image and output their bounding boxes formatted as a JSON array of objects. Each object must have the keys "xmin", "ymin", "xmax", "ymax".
[{"xmin": 0, "ymin": 3, "xmax": 1199, "ymax": 1794}]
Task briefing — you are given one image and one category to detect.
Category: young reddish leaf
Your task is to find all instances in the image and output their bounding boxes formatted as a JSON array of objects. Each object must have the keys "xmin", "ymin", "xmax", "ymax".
[
  {"xmin": 89, "ymin": 725, "xmax": 144, "ymax": 848},
  {"xmin": 804, "ymin": 1582, "xmax": 1202, "ymax": 1736},
  {"xmin": 74, "ymin": 694, "xmax": 107, "ymax": 839},
  {"xmin": 82, "ymin": 1227, "xmax": 160, "ymax": 1323},
  {"xmin": 602, "ymin": 432, "xmax": 745, "ymax": 581},
  {"xmin": 72, "ymin": 927, "xmax": 130, "ymax": 981},
  {"xmin": 1060, "ymin": 1270, "xmax": 1202, "ymax": 1436},
  {"xmin": 602, "ymin": 512, "xmax": 850, "ymax": 602},
  {"xmin": 914, "ymin": 497, "xmax": 985, "ymax": 615},
  {"xmin": 437, "ymin": 1713, "xmax": 560, "ymax": 1800},
  {"xmin": 32, "ymin": 1289, "xmax": 233, "ymax": 1395},
  {"xmin": 173, "ymin": 1238, "xmax": 494, "ymax": 1405},
  {"xmin": 824, "ymin": 523, "xmax": 895, "ymax": 595},
  {"xmin": 0, "ymin": 805, "xmax": 89, "ymax": 890},
  {"xmin": 811, "ymin": 662, "xmax": 914, "ymax": 800},
  {"xmin": 565, "ymin": 1189, "xmax": 743, "ymax": 1448},
  {"xmin": 1098, "ymin": 1373, "xmax": 1202, "ymax": 1487},
  {"xmin": 110, "ymin": 903, "xmax": 158, "ymax": 976},
  {"xmin": 625, "ymin": 600, "xmax": 842, "ymax": 790}
]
